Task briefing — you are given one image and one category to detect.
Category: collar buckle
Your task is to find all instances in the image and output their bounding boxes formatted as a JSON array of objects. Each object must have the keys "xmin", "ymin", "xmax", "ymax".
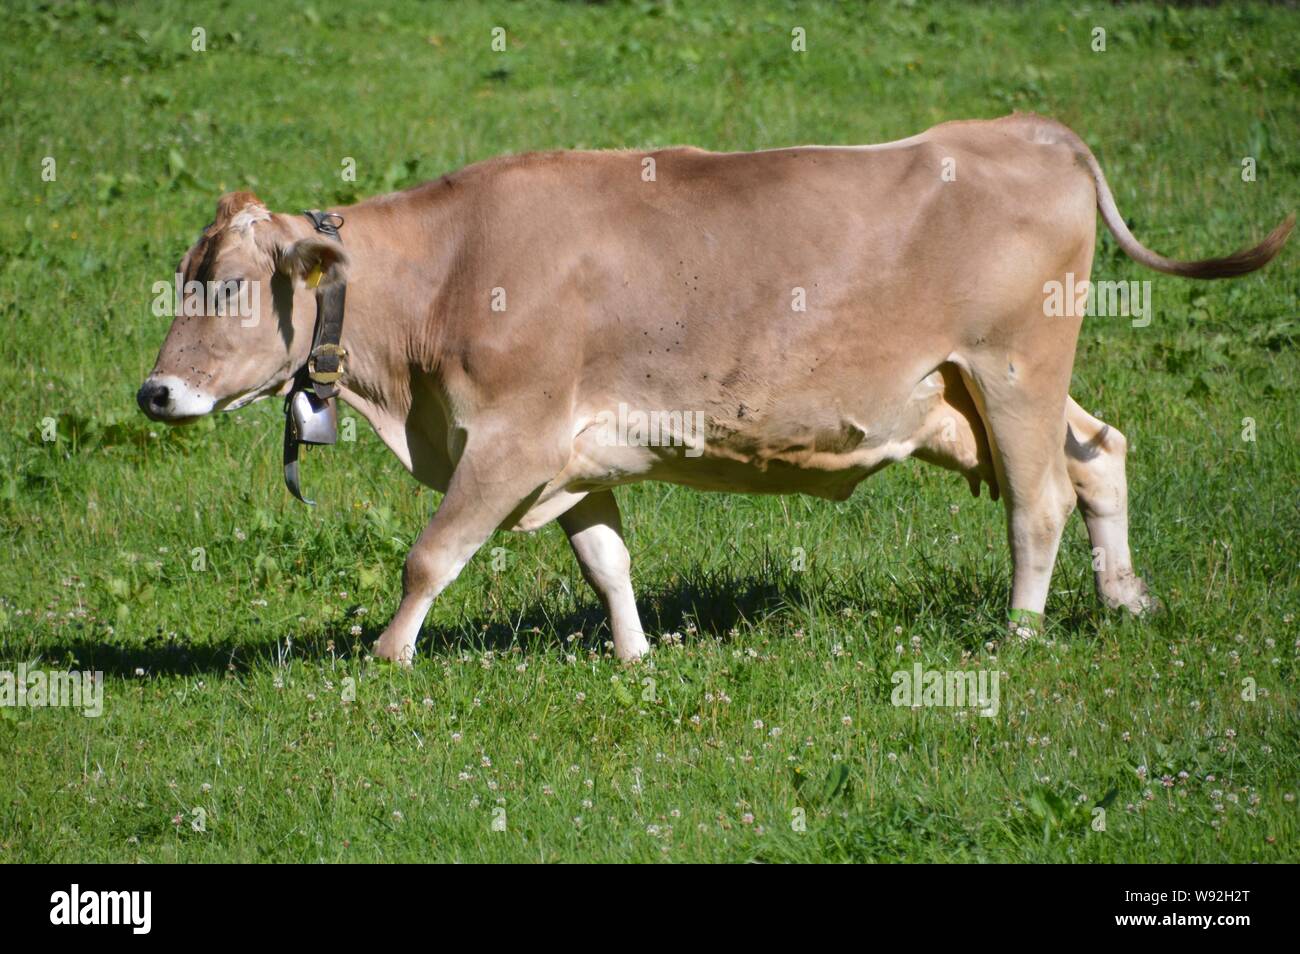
[{"xmin": 307, "ymin": 342, "xmax": 347, "ymax": 384}]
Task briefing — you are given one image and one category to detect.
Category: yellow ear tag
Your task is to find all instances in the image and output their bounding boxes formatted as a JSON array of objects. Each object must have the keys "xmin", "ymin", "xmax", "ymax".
[{"xmin": 306, "ymin": 264, "xmax": 323, "ymax": 289}]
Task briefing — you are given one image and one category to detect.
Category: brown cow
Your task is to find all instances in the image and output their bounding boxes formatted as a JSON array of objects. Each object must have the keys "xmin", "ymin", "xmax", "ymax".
[{"xmin": 138, "ymin": 113, "xmax": 1292, "ymax": 663}]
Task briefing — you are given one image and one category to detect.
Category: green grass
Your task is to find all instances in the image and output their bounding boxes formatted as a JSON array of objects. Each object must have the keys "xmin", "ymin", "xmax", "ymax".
[{"xmin": 1, "ymin": 0, "xmax": 1297, "ymax": 862}]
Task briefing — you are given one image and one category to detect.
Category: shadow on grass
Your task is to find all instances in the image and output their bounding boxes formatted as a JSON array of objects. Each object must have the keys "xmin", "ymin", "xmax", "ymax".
[{"xmin": 24, "ymin": 556, "xmax": 1114, "ymax": 678}]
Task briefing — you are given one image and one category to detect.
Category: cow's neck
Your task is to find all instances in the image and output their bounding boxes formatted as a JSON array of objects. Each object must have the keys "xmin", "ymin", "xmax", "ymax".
[{"xmin": 318, "ymin": 194, "xmax": 457, "ymax": 488}]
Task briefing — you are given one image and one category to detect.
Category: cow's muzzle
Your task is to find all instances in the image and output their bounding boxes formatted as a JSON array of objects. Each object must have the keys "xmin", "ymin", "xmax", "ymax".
[{"xmin": 135, "ymin": 374, "xmax": 215, "ymax": 422}]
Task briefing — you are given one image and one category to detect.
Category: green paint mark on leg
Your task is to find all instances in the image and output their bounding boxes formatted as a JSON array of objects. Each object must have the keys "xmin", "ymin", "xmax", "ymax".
[{"xmin": 1007, "ymin": 608, "xmax": 1044, "ymax": 632}]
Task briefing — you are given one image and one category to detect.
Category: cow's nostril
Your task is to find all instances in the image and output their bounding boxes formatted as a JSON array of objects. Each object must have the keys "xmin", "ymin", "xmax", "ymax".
[{"xmin": 136, "ymin": 381, "xmax": 170, "ymax": 417}]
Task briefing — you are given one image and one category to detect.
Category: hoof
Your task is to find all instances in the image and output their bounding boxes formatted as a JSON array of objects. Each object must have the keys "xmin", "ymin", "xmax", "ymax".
[
  {"xmin": 1100, "ymin": 573, "xmax": 1159, "ymax": 616},
  {"xmin": 372, "ymin": 634, "xmax": 415, "ymax": 667},
  {"xmin": 1007, "ymin": 608, "xmax": 1043, "ymax": 640},
  {"xmin": 615, "ymin": 636, "xmax": 651, "ymax": 662}
]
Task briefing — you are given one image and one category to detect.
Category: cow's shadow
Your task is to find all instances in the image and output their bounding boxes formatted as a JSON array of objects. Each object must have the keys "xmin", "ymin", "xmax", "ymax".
[
  {"xmin": 29, "ymin": 558, "xmax": 1103, "ymax": 678},
  {"xmin": 27, "ymin": 573, "xmax": 803, "ymax": 678}
]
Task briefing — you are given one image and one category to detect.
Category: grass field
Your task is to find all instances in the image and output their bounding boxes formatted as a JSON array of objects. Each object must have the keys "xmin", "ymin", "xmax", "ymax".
[{"xmin": 1, "ymin": 0, "xmax": 1297, "ymax": 863}]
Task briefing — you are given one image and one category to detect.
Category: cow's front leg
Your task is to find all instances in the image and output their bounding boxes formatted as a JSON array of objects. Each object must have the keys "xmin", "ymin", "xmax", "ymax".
[
  {"xmin": 558, "ymin": 490, "xmax": 648, "ymax": 661},
  {"xmin": 373, "ymin": 450, "xmax": 551, "ymax": 665}
]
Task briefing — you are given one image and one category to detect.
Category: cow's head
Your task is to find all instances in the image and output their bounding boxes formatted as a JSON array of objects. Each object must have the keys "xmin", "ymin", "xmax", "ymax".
[{"xmin": 137, "ymin": 192, "xmax": 349, "ymax": 422}]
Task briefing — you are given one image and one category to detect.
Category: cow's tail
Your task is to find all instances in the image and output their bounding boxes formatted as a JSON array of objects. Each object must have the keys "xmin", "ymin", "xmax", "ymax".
[{"xmin": 1038, "ymin": 117, "xmax": 1293, "ymax": 279}]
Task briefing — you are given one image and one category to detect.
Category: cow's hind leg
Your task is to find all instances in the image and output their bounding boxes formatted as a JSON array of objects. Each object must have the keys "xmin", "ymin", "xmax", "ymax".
[
  {"xmin": 1064, "ymin": 398, "xmax": 1154, "ymax": 614},
  {"xmin": 558, "ymin": 490, "xmax": 649, "ymax": 661},
  {"xmin": 961, "ymin": 358, "xmax": 1076, "ymax": 633}
]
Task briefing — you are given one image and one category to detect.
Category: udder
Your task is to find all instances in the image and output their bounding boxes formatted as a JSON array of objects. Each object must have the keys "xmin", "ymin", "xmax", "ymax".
[{"xmin": 907, "ymin": 363, "xmax": 999, "ymax": 499}]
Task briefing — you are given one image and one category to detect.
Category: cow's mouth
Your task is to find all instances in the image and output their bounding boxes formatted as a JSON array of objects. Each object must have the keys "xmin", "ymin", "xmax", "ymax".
[
  {"xmin": 214, "ymin": 375, "xmax": 295, "ymax": 413},
  {"xmin": 217, "ymin": 388, "xmax": 273, "ymax": 412}
]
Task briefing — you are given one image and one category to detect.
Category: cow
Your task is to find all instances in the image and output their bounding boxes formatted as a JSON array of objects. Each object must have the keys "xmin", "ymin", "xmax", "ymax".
[{"xmin": 137, "ymin": 113, "xmax": 1292, "ymax": 664}]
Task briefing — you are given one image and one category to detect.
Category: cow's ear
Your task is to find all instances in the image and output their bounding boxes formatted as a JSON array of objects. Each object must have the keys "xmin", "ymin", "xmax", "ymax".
[{"xmin": 279, "ymin": 234, "xmax": 350, "ymax": 288}]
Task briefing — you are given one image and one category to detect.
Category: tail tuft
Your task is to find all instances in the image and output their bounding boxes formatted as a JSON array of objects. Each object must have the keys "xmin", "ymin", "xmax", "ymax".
[
  {"xmin": 1160, "ymin": 213, "xmax": 1295, "ymax": 279},
  {"xmin": 1099, "ymin": 184, "xmax": 1293, "ymax": 279}
]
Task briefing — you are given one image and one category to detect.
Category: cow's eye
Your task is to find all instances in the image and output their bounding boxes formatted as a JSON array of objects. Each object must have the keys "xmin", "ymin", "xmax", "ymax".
[{"xmin": 217, "ymin": 278, "xmax": 245, "ymax": 295}]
